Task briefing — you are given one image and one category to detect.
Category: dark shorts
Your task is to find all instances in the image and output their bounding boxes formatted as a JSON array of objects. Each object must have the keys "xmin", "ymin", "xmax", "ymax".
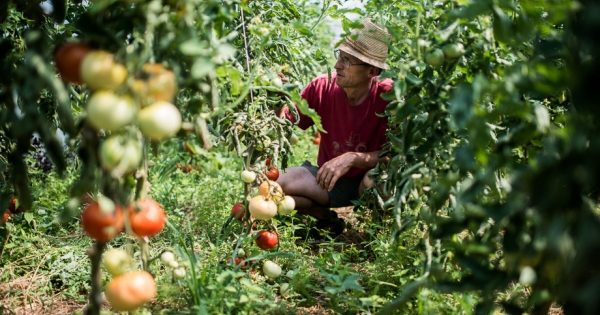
[{"xmin": 300, "ymin": 160, "xmax": 363, "ymax": 208}]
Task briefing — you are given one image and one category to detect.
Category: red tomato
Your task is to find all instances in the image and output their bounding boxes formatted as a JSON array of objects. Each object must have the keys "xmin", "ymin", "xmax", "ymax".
[
  {"xmin": 8, "ymin": 198, "xmax": 23, "ymax": 214},
  {"xmin": 313, "ymin": 138, "xmax": 321, "ymax": 145},
  {"xmin": 255, "ymin": 230, "xmax": 278, "ymax": 250},
  {"xmin": 265, "ymin": 166, "xmax": 280, "ymax": 181},
  {"xmin": 227, "ymin": 257, "xmax": 246, "ymax": 268},
  {"xmin": 231, "ymin": 203, "xmax": 245, "ymax": 221},
  {"xmin": 128, "ymin": 199, "xmax": 166, "ymax": 238},
  {"xmin": 54, "ymin": 42, "xmax": 92, "ymax": 84},
  {"xmin": 81, "ymin": 201, "xmax": 124, "ymax": 242},
  {"xmin": 3, "ymin": 211, "xmax": 11, "ymax": 223},
  {"xmin": 265, "ymin": 157, "xmax": 272, "ymax": 166}
]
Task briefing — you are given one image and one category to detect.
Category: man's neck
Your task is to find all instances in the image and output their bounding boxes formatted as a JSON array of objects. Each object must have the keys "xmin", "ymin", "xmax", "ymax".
[{"xmin": 343, "ymin": 79, "xmax": 372, "ymax": 106}]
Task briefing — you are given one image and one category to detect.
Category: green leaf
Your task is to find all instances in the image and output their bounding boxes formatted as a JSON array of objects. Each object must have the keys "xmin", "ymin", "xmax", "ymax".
[
  {"xmin": 180, "ymin": 39, "xmax": 209, "ymax": 56},
  {"xmin": 24, "ymin": 212, "xmax": 33, "ymax": 223},
  {"xmin": 341, "ymin": 274, "xmax": 364, "ymax": 292},
  {"xmin": 449, "ymin": 84, "xmax": 474, "ymax": 130},
  {"xmin": 191, "ymin": 58, "xmax": 215, "ymax": 79}
]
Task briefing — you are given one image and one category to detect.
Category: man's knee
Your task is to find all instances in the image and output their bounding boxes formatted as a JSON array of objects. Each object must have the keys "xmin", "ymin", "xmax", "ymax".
[{"xmin": 359, "ymin": 169, "xmax": 375, "ymax": 196}]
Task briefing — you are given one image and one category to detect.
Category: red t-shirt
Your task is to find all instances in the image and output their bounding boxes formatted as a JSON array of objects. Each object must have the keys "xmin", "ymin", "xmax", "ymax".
[{"xmin": 286, "ymin": 73, "xmax": 393, "ymax": 178}]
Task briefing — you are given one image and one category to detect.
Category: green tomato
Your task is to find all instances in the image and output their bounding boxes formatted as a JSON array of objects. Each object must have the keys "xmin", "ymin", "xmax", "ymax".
[
  {"xmin": 99, "ymin": 135, "xmax": 142, "ymax": 177},
  {"xmin": 161, "ymin": 251, "xmax": 175, "ymax": 265},
  {"xmin": 443, "ymin": 43, "xmax": 465, "ymax": 59},
  {"xmin": 425, "ymin": 49, "xmax": 445, "ymax": 67},
  {"xmin": 241, "ymin": 170, "xmax": 256, "ymax": 183},
  {"xmin": 138, "ymin": 101, "xmax": 182, "ymax": 141},
  {"xmin": 104, "ymin": 248, "xmax": 132, "ymax": 276},
  {"xmin": 263, "ymin": 260, "xmax": 282, "ymax": 279},
  {"xmin": 86, "ymin": 91, "xmax": 137, "ymax": 131}
]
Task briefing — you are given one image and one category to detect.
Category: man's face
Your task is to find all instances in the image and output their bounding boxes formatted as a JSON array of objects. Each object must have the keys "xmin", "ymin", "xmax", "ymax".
[{"xmin": 334, "ymin": 50, "xmax": 374, "ymax": 88}]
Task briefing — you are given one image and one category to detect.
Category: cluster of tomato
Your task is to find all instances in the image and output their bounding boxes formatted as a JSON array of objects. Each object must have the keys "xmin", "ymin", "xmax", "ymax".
[
  {"xmin": 228, "ymin": 158, "xmax": 296, "ymax": 279},
  {"xmin": 80, "ymin": 197, "xmax": 166, "ymax": 311},
  {"xmin": 2, "ymin": 198, "xmax": 22, "ymax": 224},
  {"xmin": 54, "ymin": 42, "xmax": 182, "ymax": 178},
  {"xmin": 313, "ymin": 132, "xmax": 321, "ymax": 145},
  {"xmin": 424, "ymin": 42, "xmax": 466, "ymax": 67}
]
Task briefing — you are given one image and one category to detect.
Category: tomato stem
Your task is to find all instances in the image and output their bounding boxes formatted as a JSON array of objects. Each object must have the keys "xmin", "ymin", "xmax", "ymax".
[{"xmin": 84, "ymin": 242, "xmax": 106, "ymax": 315}]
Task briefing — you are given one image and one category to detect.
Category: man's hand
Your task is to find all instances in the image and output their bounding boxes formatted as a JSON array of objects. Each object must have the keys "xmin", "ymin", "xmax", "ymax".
[{"xmin": 316, "ymin": 153, "xmax": 355, "ymax": 192}]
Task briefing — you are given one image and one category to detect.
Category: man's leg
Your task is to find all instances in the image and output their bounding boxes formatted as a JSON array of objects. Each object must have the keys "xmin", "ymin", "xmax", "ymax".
[{"xmin": 276, "ymin": 166, "xmax": 332, "ymax": 220}]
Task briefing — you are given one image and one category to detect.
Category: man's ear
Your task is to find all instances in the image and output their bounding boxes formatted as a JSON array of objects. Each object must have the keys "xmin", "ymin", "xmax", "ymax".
[{"xmin": 369, "ymin": 66, "xmax": 382, "ymax": 77}]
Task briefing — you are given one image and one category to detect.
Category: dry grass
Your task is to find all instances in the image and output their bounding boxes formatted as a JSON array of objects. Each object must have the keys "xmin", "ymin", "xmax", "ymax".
[{"xmin": 0, "ymin": 274, "xmax": 87, "ymax": 315}]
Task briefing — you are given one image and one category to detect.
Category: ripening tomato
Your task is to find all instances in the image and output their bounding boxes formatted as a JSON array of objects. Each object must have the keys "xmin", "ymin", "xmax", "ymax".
[
  {"xmin": 255, "ymin": 230, "xmax": 278, "ymax": 250},
  {"xmin": 138, "ymin": 101, "xmax": 182, "ymax": 141},
  {"xmin": 258, "ymin": 180, "xmax": 283, "ymax": 201},
  {"xmin": 128, "ymin": 199, "xmax": 166, "ymax": 238},
  {"xmin": 231, "ymin": 202, "xmax": 245, "ymax": 221},
  {"xmin": 54, "ymin": 42, "xmax": 92, "ymax": 84},
  {"xmin": 81, "ymin": 201, "xmax": 124, "ymax": 242},
  {"xmin": 249, "ymin": 195, "xmax": 278, "ymax": 220},
  {"xmin": 80, "ymin": 50, "xmax": 127, "ymax": 90},
  {"xmin": 105, "ymin": 270, "xmax": 157, "ymax": 312},
  {"xmin": 142, "ymin": 63, "xmax": 178, "ymax": 104},
  {"xmin": 3, "ymin": 211, "xmax": 11, "ymax": 223},
  {"xmin": 313, "ymin": 138, "xmax": 321, "ymax": 145},
  {"xmin": 265, "ymin": 166, "xmax": 279, "ymax": 181}
]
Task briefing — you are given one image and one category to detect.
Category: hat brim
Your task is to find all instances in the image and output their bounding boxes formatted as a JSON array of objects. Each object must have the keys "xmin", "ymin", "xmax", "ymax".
[{"xmin": 339, "ymin": 44, "xmax": 390, "ymax": 70}]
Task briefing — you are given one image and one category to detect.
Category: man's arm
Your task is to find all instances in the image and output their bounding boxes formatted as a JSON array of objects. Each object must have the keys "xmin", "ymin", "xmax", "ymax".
[{"xmin": 316, "ymin": 151, "xmax": 388, "ymax": 191}]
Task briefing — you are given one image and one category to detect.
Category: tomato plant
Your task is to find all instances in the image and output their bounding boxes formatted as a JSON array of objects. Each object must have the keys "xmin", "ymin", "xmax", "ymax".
[
  {"xmin": 81, "ymin": 201, "xmax": 124, "ymax": 242},
  {"xmin": 255, "ymin": 230, "xmax": 278, "ymax": 250},
  {"xmin": 128, "ymin": 199, "xmax": 166, "ymax": 238},
  {"xmin": 54, "ymin": 42, "xmax": 92, "ymax": 85}
]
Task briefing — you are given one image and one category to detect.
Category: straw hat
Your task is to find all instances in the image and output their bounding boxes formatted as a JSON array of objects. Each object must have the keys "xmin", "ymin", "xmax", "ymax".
[{"xmin": 339, "ymin": 18, "xmax": 390, "ymax": 70}]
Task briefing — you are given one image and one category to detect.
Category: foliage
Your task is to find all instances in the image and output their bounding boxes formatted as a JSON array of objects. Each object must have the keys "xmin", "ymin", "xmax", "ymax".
[{"xmin": 358, "ymin": 0, "xmax": 600, "ymax": 314}]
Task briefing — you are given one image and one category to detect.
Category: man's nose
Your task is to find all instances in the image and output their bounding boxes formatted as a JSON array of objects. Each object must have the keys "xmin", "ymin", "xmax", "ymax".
[{"xmin": 334, "ymin": 58, "xmax": 344, "ymax": 70}]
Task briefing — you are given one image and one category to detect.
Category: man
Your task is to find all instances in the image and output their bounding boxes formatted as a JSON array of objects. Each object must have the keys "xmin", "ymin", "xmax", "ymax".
[{"xmin": 276, "ymin": 18, "xmax": 393, "ymax": 237}]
